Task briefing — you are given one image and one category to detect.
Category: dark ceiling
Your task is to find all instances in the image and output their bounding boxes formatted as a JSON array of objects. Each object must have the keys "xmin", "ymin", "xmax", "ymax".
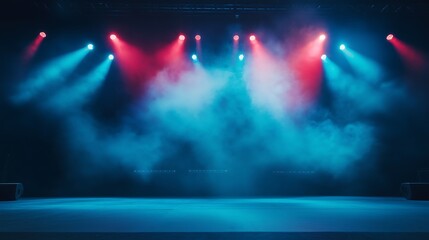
[{"xmin": 4, "ymin": 0, "xmax": 429, "ymax": 17}]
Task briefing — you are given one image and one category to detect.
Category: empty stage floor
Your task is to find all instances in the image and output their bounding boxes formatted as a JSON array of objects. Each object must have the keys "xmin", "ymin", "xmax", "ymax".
[{"xmin": 1, "ymin": 197, "xmax": 429, "ymax": 239}]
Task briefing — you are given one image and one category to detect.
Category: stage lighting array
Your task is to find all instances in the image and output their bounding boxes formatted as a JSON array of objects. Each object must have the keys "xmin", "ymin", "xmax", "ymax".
[{"xmin": 32, "ymin": 31, "xmax": 408, "ymax": 65}]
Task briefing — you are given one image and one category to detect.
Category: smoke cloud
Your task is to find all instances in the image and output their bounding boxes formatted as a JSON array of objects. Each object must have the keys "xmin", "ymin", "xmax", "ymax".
[{"xmin": 9, "ymin": 28, "xmax": 408, "ymax": 196}]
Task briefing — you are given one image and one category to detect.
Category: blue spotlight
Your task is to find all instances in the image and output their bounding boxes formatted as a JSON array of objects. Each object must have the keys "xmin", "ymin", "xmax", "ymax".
[
  {"xmin": 191, "ymin": 54, "xmax": 198, "ymax": 61},
  {"xmin": 339, "ymin": 44, "xmax": 346, "ymax": 51},
  {"xmin": 238, "ymin": 54, "xmax": 244, "ymax": 61},
  {"xmin": 108, "ymin": 54, "xmax": 114, "ymax": 60},
  {"xmin": 321, "ymin": 54, "xmax": 327, "ymax": 61},
  {"xmin": 87, "ymin": 44, "xmax": 94, "ymax": 50}
]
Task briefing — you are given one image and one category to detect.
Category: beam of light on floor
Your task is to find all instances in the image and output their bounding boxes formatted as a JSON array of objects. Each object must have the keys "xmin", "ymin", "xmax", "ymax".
[
  {"xmin": 341, "ymin": 47, "xmax": 383, "ymax": 82},
  {"xmin": 389, "ymin": 36, "xmax": 426, "ymax": 72},
  {"xmin": 45, "ymin": 57, "xmax": 113, "ymax": 111},
  {"xmin": 12, "ymin": 47, "xmax": 90, "ymax": 104}
]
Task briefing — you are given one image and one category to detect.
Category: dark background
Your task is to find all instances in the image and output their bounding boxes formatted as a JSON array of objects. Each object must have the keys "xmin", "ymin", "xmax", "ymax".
[{"xmin": 1, "ymin": 0, "xmax": 429, "ymax": 197}]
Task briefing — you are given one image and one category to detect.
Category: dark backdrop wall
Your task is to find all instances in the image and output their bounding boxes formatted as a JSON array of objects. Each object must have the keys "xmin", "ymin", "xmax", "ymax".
[{"xmin": 1, "ymin": 1, "xmax": 429, "ymax": 197}]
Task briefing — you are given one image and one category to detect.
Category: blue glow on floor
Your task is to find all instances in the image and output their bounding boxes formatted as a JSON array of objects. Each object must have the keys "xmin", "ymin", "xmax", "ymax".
[{"xmin": 1, "ymin": 197, "xmax": 429, "ymax": 232}]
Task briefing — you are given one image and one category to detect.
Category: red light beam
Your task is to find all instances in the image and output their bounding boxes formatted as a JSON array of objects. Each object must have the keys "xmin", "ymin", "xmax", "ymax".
[
  {"xmin": 110, "ymin": 37, "xmax": 155, "ymax": 95},
  {"xmin": 390, "ymin": 37, "xmax": 426, "ymax": 72},
  {"xmin": 23, "ymin": 34, "xmax": 45, "ymax": 62},
  {"xmin": 287, "ymin": 34, "xmax": 327, "ymax": 108}
]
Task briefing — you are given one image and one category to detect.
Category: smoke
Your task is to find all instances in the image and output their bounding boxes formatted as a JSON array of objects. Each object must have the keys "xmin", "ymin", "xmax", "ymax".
[{"xmin": 9, "ymin": 27, "xmax": 408, "ymax": 196}]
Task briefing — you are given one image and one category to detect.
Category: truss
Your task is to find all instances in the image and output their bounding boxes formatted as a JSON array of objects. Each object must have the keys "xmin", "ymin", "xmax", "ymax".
[{"xmin": 7, "ymin": 0, "xmax": 429, "ymax": 17}]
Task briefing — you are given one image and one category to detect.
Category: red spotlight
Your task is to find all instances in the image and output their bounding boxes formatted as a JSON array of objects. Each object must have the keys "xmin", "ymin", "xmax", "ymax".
[
  {"xmin": 39, "ymin": 32, "xmax": 46, "ymax": 38},
  {"xmin": 195, "ymin": 35, "xmax": 201, "ymax": 41},
  {"xmin": 386, "ymin": 34, "xmax": 394, "ymax": 41},
  {"xmin": 319, "ymin": 34, "xmax": 326, "ymax": 41},
  {"xmin": 179, "ymin": 34, "xmax": 186, "ymax": 41},
  {"xmin": 249, "ymin": 35, "xmax": 256, "ymax": 41},
  {"xmin": 110, "ymin": 34, "xmax": 117, "ymax": 40},
  {"xmin": 233, "ymin": 35, "xmax": 240, "ymax": 41}
]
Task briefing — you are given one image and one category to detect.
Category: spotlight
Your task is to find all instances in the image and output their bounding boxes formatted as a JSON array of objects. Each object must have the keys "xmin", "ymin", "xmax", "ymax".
[
  {"xmin": 179, "ymin": 34, "xmax": 186, "ymax": 41},
  {"xmin": 195, "ymin": 35, "xmax": 201, "ymax": 41},
  {"xmin": 249, "ymin": 35, "xmax": 256, "ymax": 41},
  {"xmin": 191, "ymin": 54, "xmax": 198, "ymax": 61},
  {"xmin": 108, "ymin": 54, "xmax": 114, "ymax": 60},
  {"xmin": 110, "ymin": 34, "xmax": 117, "ymax": 40},
  {"xmin": 87, "ymin": 44, "xmax": 94, "ymax": 50},
  {"xmin": 238, "ymin": 54, "xmax": 244, "ymax": 61},
  {"xmin": 319, "ymin": 34, "xmax": 326, "ymax": 41},
  {"xmin": 39, "ymin": 32, "xmax": 46, "ymax": 38},
  {"xmin": 233, "ymin": 35, "xmax": 240, "ymax": 41},
  {"xmin": 386, "ymin": 34, "xmax": 394, "ymax": 41},
  {"xmin": 339, "ymin": 44, "xmax": 346, "ymax": 51},
  {"xmin": 321, "ymin": 54, "xmax": 327, "ymax": 60}
]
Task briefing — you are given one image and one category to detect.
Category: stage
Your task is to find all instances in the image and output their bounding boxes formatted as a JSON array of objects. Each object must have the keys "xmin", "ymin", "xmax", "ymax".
[{"xmin": 1, "ymin": 197, "xmax": 429, "ymax": 239}]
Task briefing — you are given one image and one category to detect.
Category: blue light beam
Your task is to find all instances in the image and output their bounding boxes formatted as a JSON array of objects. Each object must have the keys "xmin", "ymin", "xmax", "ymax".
[
  {"xmin": 12, "ymin": 47, "xmax": 90, "ymax": 103},
  {"xmin": 322, "ymin": 57, "xmax": 386, "ymax": 112},
  {"xmin": 46, "ymin": 58, "xmax": 113, "ymax": 110}
]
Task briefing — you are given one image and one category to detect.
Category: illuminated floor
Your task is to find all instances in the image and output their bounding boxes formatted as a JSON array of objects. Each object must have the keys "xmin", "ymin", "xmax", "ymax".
[{"xmin": 1, "ymin": 197, "xmax": 429, "ymax": 239}]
